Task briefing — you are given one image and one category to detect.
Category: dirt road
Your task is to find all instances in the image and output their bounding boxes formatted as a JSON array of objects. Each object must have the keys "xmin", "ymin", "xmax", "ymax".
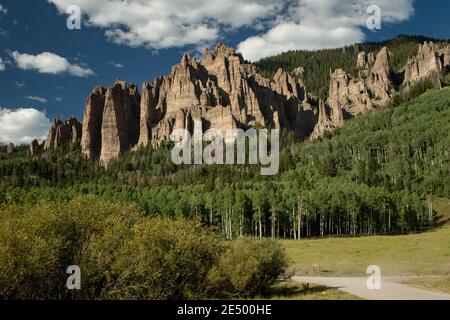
[{"xmin": 292, "ymin": 276, "xmax": 450, "ymax": 300}]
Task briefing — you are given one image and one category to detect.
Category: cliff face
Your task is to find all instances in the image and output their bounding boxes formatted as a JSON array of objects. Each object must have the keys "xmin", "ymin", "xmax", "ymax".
[
  {"xmin": 99, "ymin": 81, "xmax": 140, "ymax": 165},
  {"xmin": 141, "ymin": 44, "xmax": 308, "ymax": 144},
  {"xmin": 81, "ymin": 43, "xmax": 311, "ymax": 164},
  {"xmin": 43, "ymin": 116, "xmax": 82, "ymax": 150},
  {"xmin": 35, "ymin": 41, "xmax": 450, "ymax": 164},
  {"xmin": 311, "ymin": 46, "xmax": 394, "ymax": 139},
  {"xmin": 27, "ymin": 139, "xmax": 42, "ymax": 157},
  {"xmin": 81, "ymin": 86, "xmax": 106, "ymax": 159},
  {"xmin": 403, "ymin": 42, "xmax": 446, "ymax": 85}
]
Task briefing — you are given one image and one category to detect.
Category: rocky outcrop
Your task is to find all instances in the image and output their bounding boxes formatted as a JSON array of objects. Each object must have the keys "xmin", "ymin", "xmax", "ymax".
[
  {"xmin": 43, "ymin": 116, "xmax": 82, "ymax": 150},
  {"xmin": 325, "ymin": 47, "xmax": 393, "ymax": 122},
  {"xmin": 80, "ymin": 81, "xmax": 141, "ymax": 165},
  {"xmin": 33, "ymin": 41, "xmax": 450, "ymax": 164},
  {"xmin": 357, "ymin": 51, "xmax": 375, "ymax": 69},
  {"xmin": 123, "ymin": 43, "xmax": 307, "ymax": 151},
  {"xmin": 99, "ymin": 81, "xmax": 140, "ymax": 165},
  {"xmin": 403, "ymin": 42, "xmax": 443, "ymax": 85},
  {"xmin": 311, "ymin": 47, "xmax": 395, "ymax": 139},
  {"xmin": 327, "ymin": 68, "xmax": 374, "ymax": 119},
  {"xmin": 440, "ymin": 45, "xmax": 450, "ymax": 68},
  {"xmin": 28, "ymin": 139, "xmax": 42, "ymax": 157},
  {"xmin": 310, "ymin": 100, "xmax": 339, "ymax": 140},
  {"xmin": 136, "ymin": 81, "xmax": 161, "ymax": 147},
  {"xmin": 6, "ymin": 143, "xmax": 15, "ymax": 154},
  {"xmin": 81, "ymin": 86, "xmax": 106, "ymax": 159},
  {"xmin": 367, "ymin": 47, "xmax": 393, "ymax": 106}
]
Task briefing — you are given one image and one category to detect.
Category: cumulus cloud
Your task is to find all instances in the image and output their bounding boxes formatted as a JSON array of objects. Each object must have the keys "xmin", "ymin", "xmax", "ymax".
[
  {"xmin": 0, "ymin": 57, "xmax": 4, "ymax": 71},
  {"xmin": 12, "ymin": 51, "xmax": 95, "ymax": 77},
  {"xmin": 238, "ymin": 0, "xmax": 415, "ymax": 61},
  {"xmin": 0, "ymin": 108, "xmax": 51, "ymax": 145},
  {"xmin": 25, "ymin": 96, "xmax": 48, "ymax": 104},
  {"xmin": 0, "ymin": 5, "xmax": 7, "ymax": 14},
  {"xmin": 48, "ymin": 0, "xmax": 284, "ymax": 49},
  {"xmin": 48, "ymin": 0, "xmax": 414, "ymax": 61}
]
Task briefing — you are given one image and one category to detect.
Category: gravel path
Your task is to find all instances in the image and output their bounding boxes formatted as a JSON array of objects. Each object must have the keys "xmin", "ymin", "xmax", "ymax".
[{"xmin": 292, "ymin": 276, "xmax": 450, "ymax": 300}]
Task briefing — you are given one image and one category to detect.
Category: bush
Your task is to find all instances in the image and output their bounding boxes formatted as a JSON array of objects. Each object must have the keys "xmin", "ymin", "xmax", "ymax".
[
  {"xmin": 84, "ymin": 218, "xmax": 224, "ymax": 300},
  {"xmin": 208, "ymin": 238, "xmax": 287, "ymax": 298},
  {"xmin": 0, "ymin": 197, "xmax": 287, "ymax": 300},
  {"xmin": 0, "ymin": 196, "xmax": 140, "ymax": 299}
]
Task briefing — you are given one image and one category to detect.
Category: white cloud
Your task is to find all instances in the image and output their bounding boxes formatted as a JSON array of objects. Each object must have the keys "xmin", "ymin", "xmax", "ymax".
[
  {"xmin": 48, "ymin": 0, "xmax": 284, "ymax": 49},
  {"xmin": 238, "ymin": 0, "xmax": 415, "ymax": 61},
  {"xmin": 12, "ymin": 51, "xmax": 95, "ymax": 77},
  {"xmin": 0, "ymin": 108, "xmax": 51, "ymax": 145},
  {"xmin": 26, "ymin": 96, "xmax": 48, "ymax": 104},
  {"xmin": 48, "ymin": 0, "xmax": 414, "ymax": 61},
  {"xmin": 0, "ymin": 5, "xmax": 7, "ymax": 14},
  {"xmin": 55, "ymin": 97, "xmax": 63, "ymax": 102},
  {"xmin": 15, "ymin": 81, "xmax": 26, "ymax": 88},
  {"xmin": 0, "ymin": 57, "xmax": 4, "ymax": 71},
  {"xmin": 109, "ymin": 61, "xmax": 124, "ymax": 68}
]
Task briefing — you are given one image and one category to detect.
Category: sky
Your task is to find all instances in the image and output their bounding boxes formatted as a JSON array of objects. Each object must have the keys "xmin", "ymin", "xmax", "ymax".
[{"xmin": 0, "ymin": 0, "xmax": 449, "ymax": 145}]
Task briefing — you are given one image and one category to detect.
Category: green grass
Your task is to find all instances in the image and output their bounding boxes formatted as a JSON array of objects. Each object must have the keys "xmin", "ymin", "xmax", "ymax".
[
  {"xmin": 403, "ymin": 276, "xmax": 450, "ymax": 294},
  {"xmin": 256, "ymin": 281, "xmax": 360, "ymax": 300},
  {"xmin": 280, "ymin": 227, "xmax": 450, "ymax": 276}
]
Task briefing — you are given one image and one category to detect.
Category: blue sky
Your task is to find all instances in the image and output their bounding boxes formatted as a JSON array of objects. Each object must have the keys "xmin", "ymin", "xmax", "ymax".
[{"xmin": 0, "ymin": 0, "xmax": 449, "ymax": 144}]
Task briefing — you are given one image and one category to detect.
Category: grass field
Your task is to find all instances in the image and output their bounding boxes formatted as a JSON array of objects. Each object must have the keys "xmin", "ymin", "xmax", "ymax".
[
  {"xmin": 280, "ymin": 226, "xmax": 450, "ymax": 276},
  {"xmin": 280, "ymin": 198, "xmax": 450, "ymax": 277},
  {"xmin": 403, "ymin": 276, "xmax": 450, "ymax": 294}
]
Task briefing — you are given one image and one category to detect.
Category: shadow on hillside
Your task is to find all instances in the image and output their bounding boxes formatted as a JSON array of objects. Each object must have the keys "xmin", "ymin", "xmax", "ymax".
[
  {"xmin": 433, "ymin": 212, "xmax": 450, "ymax": 227},
  {"xmin": 260, "ymin": 282, "xmax": 338, "ymax": 299}
]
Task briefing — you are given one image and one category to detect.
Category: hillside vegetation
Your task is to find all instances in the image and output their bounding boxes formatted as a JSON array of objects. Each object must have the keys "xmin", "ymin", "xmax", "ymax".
[
  {"xmin": 1, "ymin": 88, "xmax": 449, "ymax": 240},
  {"xmin": 255, "ymin": 35, "xmax": 448, "ymax": 99}
]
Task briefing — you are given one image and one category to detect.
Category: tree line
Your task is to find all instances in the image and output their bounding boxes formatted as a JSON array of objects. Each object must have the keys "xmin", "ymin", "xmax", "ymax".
[{"xmin": 1, "ymin": 88, "xmax": 449, "ymax": 239}]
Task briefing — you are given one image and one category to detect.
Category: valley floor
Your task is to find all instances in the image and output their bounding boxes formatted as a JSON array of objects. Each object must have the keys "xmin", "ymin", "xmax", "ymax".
[
  {"xmin": 280, "ymin": 227, "xmax": 450, "ymax": 277},
  {"xmin": 278, "ymin": 204, "xmax": 450, "ymax": 299}
]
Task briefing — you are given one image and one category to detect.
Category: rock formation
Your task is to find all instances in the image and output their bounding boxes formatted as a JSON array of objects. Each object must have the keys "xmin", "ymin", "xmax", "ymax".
[
  {"xmin": 43, "ymin": 116, "xmax": 82, "ymax": 150},
  {"xmin": 82, "ymin": 43, "xmax": 311, "ymax": 165},
  {"xmin": 99, "ymin": 81, "xmax": 140, "ymax": 165},
  {"xmin": 6, "ymin": 143, "xmax": 15, "ymax": 154},
  {"xmin": 403, "ymin": 42, "xmax": 443, "ymax": 85},
  {"xmin": 440, "ymin": 45, "xmax": 450, "ymax": 68},
  {"xmin": 28, "ymin": 139, "xmax": 42, "ymax": 157},
  {"xmin": 357, "ymin": 51, "xmax": 375, "ymax": 69},
  {"xmin": 81, "ymin": 86, "xmax": 106, "ymax": 159},
  {"xmin": 32, "ymin": 41, "xmax": 450, "ymax": 164},
  {"xmin": 311, "ymin": 47, "xmax": 395, "ymax": 139}
]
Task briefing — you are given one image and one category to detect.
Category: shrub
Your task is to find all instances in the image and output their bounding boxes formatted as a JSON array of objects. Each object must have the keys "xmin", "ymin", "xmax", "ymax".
[
  {"xmin": 83, "ymin": 218, "xmax": 224, "ymax": 300},
  {"xmin": 208, "ymin": 238, "xmax": 287, "ymax": 298},
  {"xmin": 0, "ymin": 196, "xmax": 140, "ymax": 299},
  {"xmin": 0, "ymin": 197, "xmax": 287, "ymax": 300}
]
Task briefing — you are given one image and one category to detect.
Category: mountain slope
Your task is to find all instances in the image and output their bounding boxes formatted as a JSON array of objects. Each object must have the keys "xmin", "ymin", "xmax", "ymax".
[
  {"xmin": 255, "ymin": 35, "xmax": 449, "ymax": 99},
  {"xmin": 1, "ymin": 88, "xmax": 449, "ymax": 238}
]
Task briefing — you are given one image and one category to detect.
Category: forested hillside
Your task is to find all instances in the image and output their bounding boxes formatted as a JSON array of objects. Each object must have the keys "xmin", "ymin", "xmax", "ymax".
[
  {"xmin": 255, "ymin": 35, "xmax": 448, "ymax": 99},
  {"xmin": 1, "ymin": 88, "xmax": 449, "ymax": 239}
]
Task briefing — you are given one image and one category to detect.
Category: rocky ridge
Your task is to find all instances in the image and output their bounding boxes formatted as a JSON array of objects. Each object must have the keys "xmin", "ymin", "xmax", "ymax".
[{"xmin": 35, "ymin": 41, "xmax": 450, "ymax": 165}]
